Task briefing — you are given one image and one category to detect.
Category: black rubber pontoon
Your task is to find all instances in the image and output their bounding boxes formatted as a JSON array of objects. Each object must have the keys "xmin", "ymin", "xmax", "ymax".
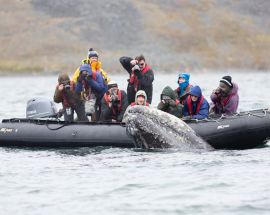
[{"xmin": 0, "ymin": 109, "xmax": 270, "ymax": 149}]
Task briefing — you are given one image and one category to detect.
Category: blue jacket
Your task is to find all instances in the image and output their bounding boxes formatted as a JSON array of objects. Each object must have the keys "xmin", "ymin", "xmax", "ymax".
[
  {"xmin": 75, "ymin": 64, "xmax": 107, "ymax": 100},
  {"xmin": 183, "ymin": 85, "xmax": 209, "ymax": 119}
]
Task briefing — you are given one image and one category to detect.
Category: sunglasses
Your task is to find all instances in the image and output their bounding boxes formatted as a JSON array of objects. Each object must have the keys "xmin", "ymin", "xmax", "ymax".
[{"xmin": 139, "ymin": 63, "xmax": 145, "ymax": 66}]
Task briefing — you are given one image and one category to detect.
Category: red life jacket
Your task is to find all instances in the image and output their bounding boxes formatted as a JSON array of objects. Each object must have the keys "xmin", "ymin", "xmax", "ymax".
[
  {"xmin": 129, "ymin": 65, "xmax": 152, "ymax": 91},
  {"xmin": 62, "ymin": 81, "xmax": 76, "ymax": 108},
  {"xmin": 104, "ymin": 90, "xmax": 122, "ymax": 116},
  {"xmin": 186, "ymin": 95, "xmax": 204, "ymax": 116},
  {"xmin": 130, "ymin": 102, "xmax": 149, "ymax": 107}
]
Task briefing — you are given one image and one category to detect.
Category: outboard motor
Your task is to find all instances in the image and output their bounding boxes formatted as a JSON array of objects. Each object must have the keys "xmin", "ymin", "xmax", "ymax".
[{"xmin": 26, "ymin": 98, "xmax": 58, "ymax": 119}]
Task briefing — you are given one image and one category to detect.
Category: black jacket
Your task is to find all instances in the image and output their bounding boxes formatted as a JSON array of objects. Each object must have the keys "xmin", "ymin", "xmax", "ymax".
[{"xmin": 120, "ymin": 56, "xmax": 154, "ymax": 104}]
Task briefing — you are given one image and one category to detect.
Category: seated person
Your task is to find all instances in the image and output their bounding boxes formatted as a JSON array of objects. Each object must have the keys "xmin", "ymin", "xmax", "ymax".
[
  {"xmin": 210, "ymin": 76, "xmax": 239, "ymax": 115},
  {"xmin": 130, "ymin": 90, "xmax": 149, "ymax": 106},
  {"xmin": 100, "ymin": 81, "xmax": 128, "ymax": 122},
  {"xmin": 174, "ymin": 73, "xmax": 192, "ymax": 104},
  {"xmin": 157, "ymin": 86, "xmax": 183, "ymax": 118},
  {"xmin": 183, "ymin": 85, "xmax": 209, "ymax": 120},
  {"xmin": 54, "ymin": 72, "xmax": 88, "ymax": 122}
]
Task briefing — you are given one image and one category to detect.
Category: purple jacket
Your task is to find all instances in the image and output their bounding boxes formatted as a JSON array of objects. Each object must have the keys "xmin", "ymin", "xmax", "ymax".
[{"xmin": 210, "ymin": 82, "xmax": 239, "ymax": 115}]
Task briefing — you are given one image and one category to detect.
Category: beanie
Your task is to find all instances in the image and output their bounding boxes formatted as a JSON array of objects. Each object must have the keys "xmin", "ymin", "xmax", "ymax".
[
  {"xmin": 88, "ymin": 48, "xmax": 99, "ymax": 58},
  {"xmin": 220, "ymin": 76, "xmax": 233, "ymax": 88}
]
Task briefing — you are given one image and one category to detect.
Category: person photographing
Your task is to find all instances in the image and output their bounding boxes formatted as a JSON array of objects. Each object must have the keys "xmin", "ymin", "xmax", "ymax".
[
  {"xmin": 54, "ymin": 72, "xmax": 88, "ymax": 122},
  {"xmin": 120, "ymin": 54, "xmax": 154, "ymax": 104},
  {"xmin": 100, "ymin": 81, "xmax": 128, "ymax": 122}
]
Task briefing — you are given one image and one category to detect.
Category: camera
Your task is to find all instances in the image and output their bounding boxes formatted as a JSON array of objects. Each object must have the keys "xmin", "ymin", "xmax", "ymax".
[
  {"xmin": 110, "ymin": 88, "xmax": 119, "ymax": 104},
  {"xmin": 64, "ymin": 84, "xmax": 71, "ymax": 90},
  {"xmin": 161, "ymin": 94, "xmax": 171, "ymax": 101}
]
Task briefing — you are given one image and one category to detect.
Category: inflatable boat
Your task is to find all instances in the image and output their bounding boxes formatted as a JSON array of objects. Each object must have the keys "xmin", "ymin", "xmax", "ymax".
[{"xmin": 0, "ymin": 109, "xmax": 270, "ymax": 149}]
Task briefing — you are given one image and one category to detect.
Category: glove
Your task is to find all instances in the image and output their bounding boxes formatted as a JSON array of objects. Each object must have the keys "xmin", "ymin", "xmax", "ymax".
[{"xmin": 168, "ymin": 99, "xmax": 176, "ymax": 107}]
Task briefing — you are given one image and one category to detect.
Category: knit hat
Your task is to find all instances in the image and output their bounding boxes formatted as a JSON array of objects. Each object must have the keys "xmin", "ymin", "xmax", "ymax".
[
  {"xmin": 220, "ymin": 76, "xmax": 233, "ymax": 88},
  {"xmin": 88, "ymin": 48, "xmax": 99, "ymax": 58},
  {"xmin": 189, "ymin": 85, "xmax": 202, "ymax": 97},
  {"xmin": 107, "ymin": 80, "xmax": 118, "ymax": 89}
]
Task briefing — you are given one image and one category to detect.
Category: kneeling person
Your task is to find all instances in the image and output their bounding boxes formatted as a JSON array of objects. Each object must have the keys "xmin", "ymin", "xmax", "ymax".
[
  {"xmin": 54, "ymin": 72, "xmax": 88, "ymax": 122},
  {"xmin": 157, "ymin": 86, "xmax": 183, "ymax": 118},
  {"xmin": 183, "ymin": 85, "xmax": 209, "ymax": 120},
  {"xmin": 100, "ymin": 81, "xmax": 128, "ymax": 122}
]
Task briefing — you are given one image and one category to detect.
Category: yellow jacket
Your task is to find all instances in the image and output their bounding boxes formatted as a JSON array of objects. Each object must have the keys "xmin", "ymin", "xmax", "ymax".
[{"xmin": 72, "ymin": 59, "xmax": 110, "ymax": 84}]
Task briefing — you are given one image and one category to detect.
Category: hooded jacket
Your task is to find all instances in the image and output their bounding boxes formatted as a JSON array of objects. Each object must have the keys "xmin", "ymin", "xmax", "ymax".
[
  {"xmin": 183, "ymin": 86, "xmax": 209, "ymax": 119},
  {"xmin": 120, "ymin": 56, "xmax": 154, "ymax": 104},
  {"xmin": 157, "ymin": 86, "xmax": 183, "ymax": 118},
  {"xmin": 75, "ymin": 64, "xmax": 107, "ymax": 101},
  {"xmin": 210, "ymin": 82, "xmax": 239, "ymax": 115}
]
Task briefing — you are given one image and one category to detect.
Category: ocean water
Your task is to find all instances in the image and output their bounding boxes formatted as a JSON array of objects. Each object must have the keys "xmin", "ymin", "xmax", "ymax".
[{"xmin": 0, "ymin": 71, "xmax": 270, "ymax": 215}]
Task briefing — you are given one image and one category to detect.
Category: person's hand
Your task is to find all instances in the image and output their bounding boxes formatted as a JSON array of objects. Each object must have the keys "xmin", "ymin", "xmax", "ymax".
[
  {"xmin": 58, "ymin": 84, "xmax": 64, "ymax": 91},
  {"xmin": 168, "ymin": 99, "xmax": 176, "ymax": 106},
  {"xmin": 132, "ymin": 64, "xmax": 140, "ymax": 72},
  {"xmin": 130, "ymin": 59, "xmax": 138, "ymax": 66},
  {"xmin": 213, "ymin": 88, "xmax": 221, "ymax": 95}
]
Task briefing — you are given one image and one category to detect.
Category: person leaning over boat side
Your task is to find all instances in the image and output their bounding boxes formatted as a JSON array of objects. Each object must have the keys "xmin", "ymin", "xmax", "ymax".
[
  {"xmin": 174, "ymin": 73, "xmax": 192, "ymax": 104},
  {"xmin": 182, "ymin": 85, "xmax": 209, "ymax": 120},
  {"xmin": 54, "ymin": 72, "xmax": 88, "ymax": 122},
  {"xmin": 75, "ymin": 64, "xmax": 108, "ymax": 121},
  {"xmin": 157, "ymin": 86, "xmax": 183, "ymax": 118},
  {"xmin": 119, "ymin": 55, "xmax": 154, "ymax": 104},
  {"xmin": 210, "ymin": 76, "xmax": 239, "ymax": 115},
  {"xmin": 100, "ymin": 80, "xmax": 128, "ymax": 122}
]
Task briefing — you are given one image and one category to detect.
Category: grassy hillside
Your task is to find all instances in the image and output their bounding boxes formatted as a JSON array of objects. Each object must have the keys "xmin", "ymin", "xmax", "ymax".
[{"xmin": 1, "ymin": 0, "xmax": 270, "ymax": 73}]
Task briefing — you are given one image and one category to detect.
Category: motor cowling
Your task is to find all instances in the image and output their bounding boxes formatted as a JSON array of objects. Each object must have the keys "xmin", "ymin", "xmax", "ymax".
[{"xmin": 26, "ymin": 98, "xmax": 58, "ymax": 119}]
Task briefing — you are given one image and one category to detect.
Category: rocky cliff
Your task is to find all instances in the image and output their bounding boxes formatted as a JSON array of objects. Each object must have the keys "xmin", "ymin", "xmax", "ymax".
[{"xmin": 1, "ymin": 0, "xmax": 270, "ymax": 73}]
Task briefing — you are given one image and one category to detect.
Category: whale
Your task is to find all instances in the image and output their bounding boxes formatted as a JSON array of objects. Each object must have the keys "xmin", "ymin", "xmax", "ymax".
[{"xmin": 123, "ymin": 106, "xmax": 213, "ymax": 151}]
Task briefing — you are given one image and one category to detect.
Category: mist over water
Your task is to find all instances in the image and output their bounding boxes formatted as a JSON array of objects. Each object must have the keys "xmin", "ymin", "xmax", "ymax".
[{"xmin": 1, "ymin": 71, "xmax": 270, "ymax": 215}]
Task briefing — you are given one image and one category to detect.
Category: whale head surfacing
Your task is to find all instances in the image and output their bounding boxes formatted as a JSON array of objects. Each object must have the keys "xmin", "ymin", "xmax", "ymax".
[{"xmin": 124, "ymin": 106, "xmax": 212, "ymax": 151}]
